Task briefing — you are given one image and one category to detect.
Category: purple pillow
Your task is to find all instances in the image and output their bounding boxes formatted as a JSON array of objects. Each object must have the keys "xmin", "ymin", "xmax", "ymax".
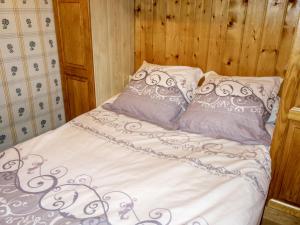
[
  {"xmin": 103, "ymin": 61, "xmax": 203, "ymax": 129},
  {"xmin": 179, "ymin": 72, "xmax": 283, "ymax": 145}
]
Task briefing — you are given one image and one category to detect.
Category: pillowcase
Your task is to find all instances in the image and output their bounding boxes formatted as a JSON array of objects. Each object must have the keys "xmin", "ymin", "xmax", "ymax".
[
  {"xmin": 267, "ymin": 96, "xmax": 280, "ymax": 124},
  {"xmin": 103, "ymin": 61, "xmax": 203, "ymax": 129},
  {"xmin": 179, "ymin": 71, "xmax": 283, "ymax": 145}
]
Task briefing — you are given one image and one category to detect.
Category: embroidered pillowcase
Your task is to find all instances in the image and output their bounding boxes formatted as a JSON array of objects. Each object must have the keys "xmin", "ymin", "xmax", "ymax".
[
  {"xmin": 179, "ymin": 71, "xmax": 283, "ymax": 145},
  {"xmin": 103, "ymin": 61, "xmax": 203, "ymax": 129},
  {"xmin": 267, "ymin": 96, "xmax": 280, "ymax": 124}
]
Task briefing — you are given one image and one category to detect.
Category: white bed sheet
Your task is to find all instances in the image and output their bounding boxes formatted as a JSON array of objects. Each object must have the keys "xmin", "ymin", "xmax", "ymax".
[{"xmin": 0, "ymin": 105, "xmax": 271, "ymax": 225}]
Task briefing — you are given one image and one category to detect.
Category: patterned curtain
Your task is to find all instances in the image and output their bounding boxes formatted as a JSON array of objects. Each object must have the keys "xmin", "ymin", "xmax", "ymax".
[{"xmin": 0, "ymin": 0, "xmax": 65, "ymax": 151}]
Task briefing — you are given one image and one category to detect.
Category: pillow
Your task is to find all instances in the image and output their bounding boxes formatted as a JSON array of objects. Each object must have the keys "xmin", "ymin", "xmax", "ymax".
[
  {"xmin": 267, "ymin": 96, "xmax": 280, "ymax": 124},
  {"xmin": 103, "ymin": 61, "xmax": 203, "ymax": 129},
  {"xmin": 179, "ymin": 71, "xmax": 283, "ymax": 145}
]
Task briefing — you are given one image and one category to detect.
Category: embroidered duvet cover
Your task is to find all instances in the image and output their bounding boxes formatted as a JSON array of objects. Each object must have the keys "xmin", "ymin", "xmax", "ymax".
[{"xmin": 0, "ymin": 106, "xmax": 271, "ymax": 225}]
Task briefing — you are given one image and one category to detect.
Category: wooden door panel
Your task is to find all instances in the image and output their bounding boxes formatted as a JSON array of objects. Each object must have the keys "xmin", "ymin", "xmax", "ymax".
[
  {"xmin": 58, "ymin": 2, "xmax": 85, "ymax": 68},
  {"xmin": 53, "ymin": 0, "xmax": 95, "ymax": 121},
  {"xmin": 66, "ymin": 76, "xmax": 90, "ymax": 118},
  {"xmin": 279, "ymin": 121, "xmax": 300, "ymax": 205}
]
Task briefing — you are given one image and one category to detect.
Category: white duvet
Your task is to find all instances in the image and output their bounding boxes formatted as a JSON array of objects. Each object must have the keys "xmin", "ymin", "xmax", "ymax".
[{"xmin": 0, "ymin": 105, "xmax": 271, "ymax": 225}]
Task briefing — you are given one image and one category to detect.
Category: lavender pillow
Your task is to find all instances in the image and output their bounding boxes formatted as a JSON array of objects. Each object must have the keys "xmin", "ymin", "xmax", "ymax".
[
  {"xmin": 179, "ymin": 71, "xmax": 283, "ymax": 145},
  {"xmin": 103, "ymin": 61, "xmax": 203, "ymax": 129}
]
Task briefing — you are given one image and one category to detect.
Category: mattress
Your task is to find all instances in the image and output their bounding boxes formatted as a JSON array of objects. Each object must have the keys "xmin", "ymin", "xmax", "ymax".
[{"xmin": 0, "ymin": 105, "xmax": 272, "ymax": 225}]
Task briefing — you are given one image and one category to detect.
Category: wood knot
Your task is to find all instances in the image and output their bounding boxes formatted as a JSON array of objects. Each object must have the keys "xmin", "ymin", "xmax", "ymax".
[
  {"xmin": 135, "ymin": 5, "xmax": 141, "ymax": 14},
  {"xmin": 226, "ymin": 59, "xmax": 232, "ymax": 66},
  {"xmin": 289, "ymin": 0, "xmax": 297, "ymax": 7},
  {"xmin": 227, "ymin": 18, "xmax": 236, "ymax": 28},
  {"xmin": 273, "ymin": 0, "xmax": 281, "ymax": 6}
]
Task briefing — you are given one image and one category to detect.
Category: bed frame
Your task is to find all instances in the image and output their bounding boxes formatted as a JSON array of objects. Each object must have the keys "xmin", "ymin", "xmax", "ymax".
[{"xmin": 134, "ymin": 0, "xmax": 300, "ymax": 200}]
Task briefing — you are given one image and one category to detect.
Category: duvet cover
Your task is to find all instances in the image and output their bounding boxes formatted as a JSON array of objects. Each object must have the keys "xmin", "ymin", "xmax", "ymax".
[{"xmin": 0, "ymin": 106, "xmax": 271, "ymax": 225}]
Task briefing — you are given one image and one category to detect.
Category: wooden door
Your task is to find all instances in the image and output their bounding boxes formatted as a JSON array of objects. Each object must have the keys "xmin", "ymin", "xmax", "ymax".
[
  {"xmin": 278, "ymin": 117, "xmax": 300, "ymax": 206},
  {"xmin": 53, "ymin": 0, "xmax": 95, "ymax": 121}
]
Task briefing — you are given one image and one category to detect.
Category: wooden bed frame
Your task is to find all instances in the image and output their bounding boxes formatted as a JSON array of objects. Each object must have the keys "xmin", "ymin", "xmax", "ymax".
[{"xmin": 133, "ymin": 0, "xmax": 300, "ymax": 201}]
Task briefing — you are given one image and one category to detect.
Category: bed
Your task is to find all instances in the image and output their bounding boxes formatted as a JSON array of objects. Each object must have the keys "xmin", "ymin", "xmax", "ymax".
[{"xmin": 0, "ymin": 102, "xmax": 272, "ymax": 225}]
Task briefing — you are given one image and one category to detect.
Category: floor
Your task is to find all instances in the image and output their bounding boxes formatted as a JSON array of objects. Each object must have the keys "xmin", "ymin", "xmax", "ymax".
[{"xmin": 261, "ymin": 205, "xmax": 300, "ymax": 225}]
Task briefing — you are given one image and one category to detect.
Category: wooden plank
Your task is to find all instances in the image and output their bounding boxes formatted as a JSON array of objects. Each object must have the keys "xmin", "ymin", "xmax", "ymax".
[
  {"xmin": 139, "ymin": 0, "xmax": 147, "ymax": 65},
  {"xmin": 269, "ymin": 64, "xmax": 300, "ymax": 199},
  {"xmin": 256, "ymin": 0, "xmax": 288, "ymax": 76},
  {"xmin": 276, "ymin": 0, "xmax": 300, "ymax": 77},
  {"xmin": 90, "ymin": 0, "xmax": 111, "ymax": 104},
  {"xmin": 192, "ymin": 0, "xmax": 213, "ymax": 69},
  {"xmin": 108, "ymin": 0, "xmax": 123, "ymax": 95},
  {"xmin": 279, "ymin": 120, "xmax": 300, "ymax": 204},
  {"xmin": 206, "ymin": 0, "xmax": 230, "ymax": 73},
  {"xmin": 221, "ymin": 0, "xmax": 248, "ymax": 75},
  {"xmin": 134, "ymin": 0, "xmax": 142, "ymax": 70},
  {"xmin": 269, "ymin": 14, "xmax": 300, "ymax": 203},
  {"xmin": 177, "ymin": 0, "xmax": 196, "ymax": 66},
  {"xmin": 289, "ymin": 8, "xmax": 300, "ymax": 68},
  {"xmin": 129, "ymin": 0, "xmax": 135, "ymax": 76},
  {"xmin": 288, "ymin": 107, "xmax": 300, "ymax": 121},
  {"xmin": 134, "ymin": 0, "xmax": 300, "ymax": 78},
  {"xmin": 165, "ymin": 0, "xmax": 182, "ymax": 65},
  {"xmin": 262, "ymin": 200, "xmax": 300, "ymax": 225},
  {"xmin": 268, "ymin": 199, "xmax": 300, "ymax": 218},
  {"xmin": 143, "ymin": 0, "xmax": 154, "ymax": 63},
  {"xmin": 152, "ymin": 0, "xmax": 167, "ymax": 64},
  {"xmin": 238, "ymin": 0, "xmax": 268, "ymax": 76},
  {"xmin": 91, "ymin": 0, "xmax": 134, "ymax": 105},
  {"xmin": 120, "ymin": 0, "xmax": 134, "ymax": 86}
]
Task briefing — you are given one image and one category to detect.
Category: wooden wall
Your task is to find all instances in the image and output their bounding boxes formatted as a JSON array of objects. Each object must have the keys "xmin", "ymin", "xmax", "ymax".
[
  {"xmin": 290, "ymin": 16, "xmax": 300, "ymax": 107},
  {"xmin": 269, "ymin": 12, "xmax": 300, "ymax": 200},
  {"xmin": 134, "ymin": 0, "xmax": 300, "ymax": 77},
  {"xmin": 91, "ymin": 0, "xmax": 134, "ymax": 105}
]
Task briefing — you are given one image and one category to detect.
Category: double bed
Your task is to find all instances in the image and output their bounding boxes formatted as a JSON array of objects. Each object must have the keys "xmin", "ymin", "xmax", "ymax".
[{"xmin": 0, "ymin": 103, "xmax": 272, "ymax": 225}]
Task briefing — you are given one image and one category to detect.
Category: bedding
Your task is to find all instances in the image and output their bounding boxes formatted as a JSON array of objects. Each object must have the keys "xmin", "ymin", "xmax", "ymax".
[
  {"xmin": 103, "ymin": 61, "xmax": 203, "ymax": 129},
  {"xmin": 179, "ymin": 71, "xmax": 282, "ymax": 145},
  {"xmin": 0, "ymin": 104, "xmax": 271, "ymax": 225},
  {"xmin": 267, "ymin": 96, "xmax": 280, "ymax": 124}
]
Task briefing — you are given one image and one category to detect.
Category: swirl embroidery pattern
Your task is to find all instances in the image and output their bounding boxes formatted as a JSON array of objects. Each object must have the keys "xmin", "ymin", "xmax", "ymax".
[
  {"xmin": 195, "ymin": 80, "xmax": 272, "ymax": 121},
  {"xmin": 0, "ymin": 148, "xmax": 180, "ymax": 225},
  {"xmin": 68, "ymin": 109, "xmax": 271, "ymax": 196},
  {"xmin": 128, "ymin": 69, "xmax": 189, "ymax": 109}
]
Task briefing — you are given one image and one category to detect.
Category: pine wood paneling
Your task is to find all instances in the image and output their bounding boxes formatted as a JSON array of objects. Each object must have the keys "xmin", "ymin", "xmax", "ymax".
[
  {"xmin": 153, "ymin": 0, "xmax": 167, "ymax": 65},
  {"xmin": 178, "ymin": 0, "xmax": 196, "ymax": 66},
  {"xmin": 269, "ymin": 13, "xmax": 300, "ymax": 202},
  {"xmin": 134, "ymin": 0, "xmax": 143, "ymax": 71},
  {"xmin": 90, "ymin": 0, "xmax": 134, "ymax": 105},
  {"xmin": 221, "ymin": 0, "xmax": 247, "ymax": 75},
  {"xmin": 269, "ymin": 64, "xmax": 300, "ymax": 199},
  {"xmin": 134, "ymin": 0, "xmax": 300, "ymax": 77},
  {"xmin": 206, "ymin": 0, "xmax": 229, "ymax": 73},
  {"xmin": 279, "ymin": 119, "xmax": 300, "ymax": 205},
  {"xmin": 289, "ymin": 7, "xmax": 300, "ymax": 70},
  {"xmin": 191, "ymin": 0, "xmax": 213, "ymax": 68},
  {"xmin": 165, "ymin": 0, "xmax": 182, "ymax": 65},
  {"xmin": 142, "ymin": 0, "xmax": 154, "ymax": 65},
  {"xmin": 256, "ymin": 0, "xmax": 288, "ymax": 76},
  {"xmin": 238, "ymin": 0, "xmax": 268, "ymax": 76},
  {"xmin": 276, "ymin": 0, "xmax": 300, "ymax": 76}
]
